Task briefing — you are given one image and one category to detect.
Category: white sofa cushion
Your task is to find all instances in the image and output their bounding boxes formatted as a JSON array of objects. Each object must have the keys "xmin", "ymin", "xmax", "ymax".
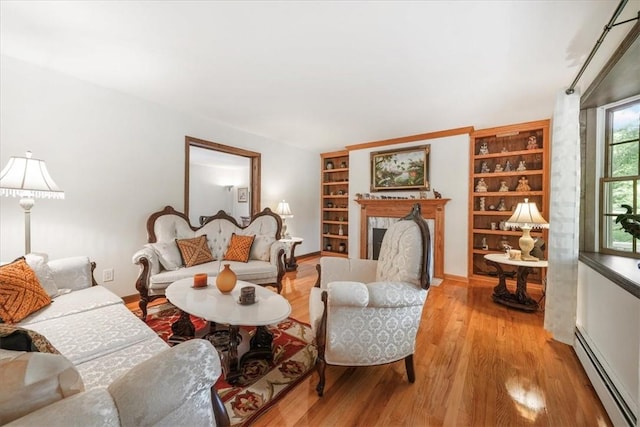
[
  {"xmin": 25, "ymin": 304, "xmax": 159, "ymax": 365},
  {"xmin": 76, "ymin": 336, "xmax": 168, "ymax": 390},
  {"xmin": 149, "ymin": 260, "xmax": 277, "ymax": 287},
  {"xmin": 18, "ymin": 286, "xmax": 123, "ymax": 326}
]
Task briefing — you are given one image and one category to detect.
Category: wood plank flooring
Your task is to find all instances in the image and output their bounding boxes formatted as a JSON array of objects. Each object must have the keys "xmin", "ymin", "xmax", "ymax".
[{"xmin": 129, "ymin": 256, "xmax": 611, "ymax": 426}]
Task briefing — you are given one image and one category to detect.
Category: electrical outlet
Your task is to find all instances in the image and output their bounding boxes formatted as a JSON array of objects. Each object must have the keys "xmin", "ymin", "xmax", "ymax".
[{"xmin": 103, "ymin": 268, "xmax": 114, "ymax": 282}]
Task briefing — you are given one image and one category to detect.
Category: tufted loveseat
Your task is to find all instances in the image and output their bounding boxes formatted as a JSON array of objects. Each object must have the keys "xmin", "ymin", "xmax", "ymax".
[{"xmin": 133, "ymin": 206, "xmax": 286, "ymax": 320}]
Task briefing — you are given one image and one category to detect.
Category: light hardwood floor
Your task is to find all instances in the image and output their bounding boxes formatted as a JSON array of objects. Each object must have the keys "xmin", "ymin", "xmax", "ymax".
[{"xmin": 130, "ymin": 256, "xmax": 611, "ymax": 426}]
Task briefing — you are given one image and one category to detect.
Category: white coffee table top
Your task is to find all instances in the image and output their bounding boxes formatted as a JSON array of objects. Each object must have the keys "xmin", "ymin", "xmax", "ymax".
[{"xmin": 166, "ymin": 278, "xmax": 291, "ymax": 326}]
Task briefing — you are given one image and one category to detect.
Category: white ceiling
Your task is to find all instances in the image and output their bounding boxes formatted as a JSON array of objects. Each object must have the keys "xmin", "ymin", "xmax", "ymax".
[{"xmin": 1, "ymin": 1, "xmax": 638, "ymax": 152}]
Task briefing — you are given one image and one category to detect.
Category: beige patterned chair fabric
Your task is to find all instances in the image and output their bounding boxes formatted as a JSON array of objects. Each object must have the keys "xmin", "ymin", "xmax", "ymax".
[{"xmin": 309, "ymin": 204, "xmax": 431, "ymax": 396}]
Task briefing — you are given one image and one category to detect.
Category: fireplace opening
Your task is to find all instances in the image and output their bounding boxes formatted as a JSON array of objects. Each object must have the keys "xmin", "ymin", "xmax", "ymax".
[{"xmin": 372, "ymin": 228, "xmax": 387, "ymax": 260}]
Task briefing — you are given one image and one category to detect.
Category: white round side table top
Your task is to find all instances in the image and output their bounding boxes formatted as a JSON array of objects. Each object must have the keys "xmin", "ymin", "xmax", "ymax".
[
  {"xmin": 484, "ymin": 253, "xmax": 548, "ymax": 268},
  {"xmin": 165, "ymin": 278, "xmax": 291, "ymax": 326}
]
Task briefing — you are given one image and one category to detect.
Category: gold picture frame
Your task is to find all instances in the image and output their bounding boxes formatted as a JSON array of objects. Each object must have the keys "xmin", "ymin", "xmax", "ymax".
[{"xmin": 371, "ymin": 144, "xmax": 430, "ymax": 191}]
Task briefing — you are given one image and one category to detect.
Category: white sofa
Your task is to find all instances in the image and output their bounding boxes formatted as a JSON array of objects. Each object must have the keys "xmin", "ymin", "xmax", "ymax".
[
  {"xmin": 0, "ymin": 254, "xmax": 228, "ymax": 426},
  {"xmin": 133, "ymin": 206, "xmax": 286, "ymax": 320}
]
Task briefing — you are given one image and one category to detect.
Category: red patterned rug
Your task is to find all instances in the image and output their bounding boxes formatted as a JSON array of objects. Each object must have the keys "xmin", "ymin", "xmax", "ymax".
[{"xmin": 134, "ymin": 303, "xmax": 317, "ymax": 426}]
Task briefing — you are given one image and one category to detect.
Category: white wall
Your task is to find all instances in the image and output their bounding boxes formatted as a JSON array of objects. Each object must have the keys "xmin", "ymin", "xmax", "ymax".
[
  {"xmin": 0, "ymin": 55, "xmax": 319, "ymax": 297},
  {"xmin": 576, "ymin": 262, "xmax": 639, "ymax": 424},
  {"xmin": 348, "ymin": 134, "xmax": 470, "ymax": 278}
]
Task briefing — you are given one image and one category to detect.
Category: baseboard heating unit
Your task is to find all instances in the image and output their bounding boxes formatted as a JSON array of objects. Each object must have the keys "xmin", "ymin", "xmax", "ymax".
[{"xmin": 575, "ymin": 327, "xmax": 637, "ymax": 427}]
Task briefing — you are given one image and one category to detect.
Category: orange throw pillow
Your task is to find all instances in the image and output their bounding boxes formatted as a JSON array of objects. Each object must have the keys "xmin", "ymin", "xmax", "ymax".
[
  {"xmin": 224, "ymin": 233, "xmax": 255, "ymax": 263},
  {"xmin": 0, "ymin": 258, "xmax": 51, "ymax": 324},
  {"xmin": 176, "ymin": 235, "xmax": 214, "ymax": 267}
]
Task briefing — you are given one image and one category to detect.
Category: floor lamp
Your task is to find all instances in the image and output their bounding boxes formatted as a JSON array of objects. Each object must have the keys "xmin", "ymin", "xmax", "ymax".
[{"xmin": 0, "ymin": 151, "xmax": 65, "ymax": 254}]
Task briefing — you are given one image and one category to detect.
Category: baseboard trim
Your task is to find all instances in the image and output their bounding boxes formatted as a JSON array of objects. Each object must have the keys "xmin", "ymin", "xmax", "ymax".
[
  {"xmin": 574, "ymin": 327, "xmax": 636, "ymax": 427},
  {"xmin": 444, "ymin": 274, "xmax": 468, "ymax": 283}
]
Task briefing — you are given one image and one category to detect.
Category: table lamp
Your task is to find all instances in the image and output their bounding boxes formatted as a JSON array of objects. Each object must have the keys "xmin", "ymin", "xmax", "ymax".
[
  {"xmin": 275, "ymin": 200, "xmax": 293, "ymax": 239},
  {"xmin": 0, "ymin": 151, "xmax": 65, "ymax": 254},
  {"xmin": 505, "ymin": 198, "xmax": 548, "ymax": 261}
]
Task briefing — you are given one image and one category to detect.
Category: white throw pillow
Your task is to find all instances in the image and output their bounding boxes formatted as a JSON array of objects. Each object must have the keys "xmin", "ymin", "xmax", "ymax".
[
  {"xmin": 150, "ymin": 241, "xmax": 183, "ymax": 271},
  {"xmin": 24, "ymin": 253, "xmax": 58, "ymax": 298},
  {"xmin": 250, "ymin": 235, "xmax": 274, "ymax": 261}
]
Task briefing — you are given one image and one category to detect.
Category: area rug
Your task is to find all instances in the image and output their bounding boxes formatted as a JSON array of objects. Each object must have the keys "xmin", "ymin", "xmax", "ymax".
[{"xmin": 132, "ymin": 303, "xmax": 317, "ymax": 426}]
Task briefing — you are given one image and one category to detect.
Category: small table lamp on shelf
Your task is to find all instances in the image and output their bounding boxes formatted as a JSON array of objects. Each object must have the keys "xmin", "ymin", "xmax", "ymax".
[
  {"xmin": 0, "ymin": 151, "xmax": 65, "ymax": 254},
  {"xmin": 505, "ymin": 198, "xmax": 549, "ymax": 261},
  {"xmin": 276, "ymin": 200, "xmax": 293, "ymax": 239}
]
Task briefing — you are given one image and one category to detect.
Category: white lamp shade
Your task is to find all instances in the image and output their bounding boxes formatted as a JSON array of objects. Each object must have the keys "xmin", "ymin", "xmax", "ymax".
[
  {"xmin": 0, "ymin": 152, "xmax": 64, "ymax": 199},
  {"xmin": 276, "ymin": 200, "xmax": 293, "ymax": 218},
  {"xmin": 505, "ymin": 198, "xmax": 548, "ymax": 229}
]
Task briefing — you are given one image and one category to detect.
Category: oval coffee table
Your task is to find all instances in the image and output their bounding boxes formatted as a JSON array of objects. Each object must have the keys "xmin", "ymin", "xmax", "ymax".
[{"xmin": 166, "ymin": 277, "xmax": 291, "ymax": 384}]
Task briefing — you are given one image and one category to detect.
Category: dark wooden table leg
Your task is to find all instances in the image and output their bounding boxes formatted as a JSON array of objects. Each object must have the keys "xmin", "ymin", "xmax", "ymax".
[
  {"xmin": 485, "ymin": 259, "xmax": 510, "ymax": 300},
  {"xmin": 168, "ymin": 309, "xmax": 195, "ymax": 345},
  {"xmin": 485, "ymin": 260, "xmax": 538, "ymax": 312},
  {"xmin": 285, "ymin": 241, "xmax": 302, "ymax": 271}
]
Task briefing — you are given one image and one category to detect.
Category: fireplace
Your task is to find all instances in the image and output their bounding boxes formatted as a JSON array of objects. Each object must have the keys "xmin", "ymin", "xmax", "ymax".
[
  {"xmin": 371, "ymin": 228, "xmax": 387, "ymax": 260},
  {"xmin": 356, "ymin": 199, "xmax": 449, "ymax": 279}
]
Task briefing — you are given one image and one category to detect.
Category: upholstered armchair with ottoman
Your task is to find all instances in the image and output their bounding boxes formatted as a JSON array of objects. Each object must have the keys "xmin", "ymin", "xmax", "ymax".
[
  {"xmin": 133, "ymin": 206, "xmax": 287, "ymax": 320},
  {"xmin": 309, "ymin": 204, "xmax": 432, "ymax": 396}
]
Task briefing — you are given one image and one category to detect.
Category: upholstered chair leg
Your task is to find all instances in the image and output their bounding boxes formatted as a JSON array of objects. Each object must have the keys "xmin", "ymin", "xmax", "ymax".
[
  {"xmin": 138, "ymin": 298, "xmax": 148, "ymax": 322},
  {"xmin": 316, "ymin": 358, "xmax": 326, "ymax": 396},
  {"xmin": 211, "ymin": 386, "xmax": 230, "ymax": 427},
  {"xmin": 405, "ymin": 354, "xmax": 416, "ymax": 383}
]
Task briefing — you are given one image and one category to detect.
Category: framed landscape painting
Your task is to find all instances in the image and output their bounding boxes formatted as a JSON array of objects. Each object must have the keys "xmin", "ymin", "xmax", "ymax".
[{"xmin": 370, "ymin": 144, "xmax": 430, "ymax": 191}]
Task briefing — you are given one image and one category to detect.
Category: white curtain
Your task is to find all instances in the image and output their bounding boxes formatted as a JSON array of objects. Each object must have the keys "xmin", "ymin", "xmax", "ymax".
[{"xmin": 544, "ymin": 90, "xmax": 581, "ymax": 344}]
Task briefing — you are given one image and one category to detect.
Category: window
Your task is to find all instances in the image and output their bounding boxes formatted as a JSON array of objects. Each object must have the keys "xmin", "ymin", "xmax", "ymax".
[{"xmin": 600, "ymin": 98, "xmax": 640, "ymax": 256}]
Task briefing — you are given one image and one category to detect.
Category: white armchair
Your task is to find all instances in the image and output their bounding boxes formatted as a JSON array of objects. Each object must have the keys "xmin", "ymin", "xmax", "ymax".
[{"xmin": 309, "ymin": 204, "xmax": 431, "ymax": 396}]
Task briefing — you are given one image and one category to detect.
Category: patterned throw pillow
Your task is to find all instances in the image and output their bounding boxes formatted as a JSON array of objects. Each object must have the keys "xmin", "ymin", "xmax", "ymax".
[
  {"xmin": 224, "ymin": 233, "xmax": 255, "ymax": 263},
  {"xmin": 0, "ymin": 258, "xmax": 51, "ymax": 324},
  {"xmin": 176, "ymin": 235, "xmax": 215, "ymax": 268}
]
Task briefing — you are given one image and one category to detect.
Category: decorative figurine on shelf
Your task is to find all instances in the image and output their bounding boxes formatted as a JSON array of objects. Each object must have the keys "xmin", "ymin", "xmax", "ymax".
[
  {"xmin": 338, "ymin": 224, "xmax": 344, "ymax": 236},
  {"xmin": 500, "ymin": 237, "xmax": 510, "ymax": 250},
  {"xmin": 494, "ymin": 163, "xmax": 504, "ymax": 173},
  {"xmin": 501, "ymin": 146, "xmax": 508, "ymax": 153},
  {"xmin": 479, "ymin": 196, "xmax": 486, "ymax": 211},
  {"xmin": 433, "ymin": 190, "xmax": 442, "ymax": 199},
  {"xmin": 526, "ymin": 135, "xmax": 539, "ymax": 150},
  {"xmin": 479, "ymin": 142, "xmax": 489, "ymax": 155},
  {"xmin": 499, "ymin": 220, "xmax": 507, "ymax": 231},
  {"xmin": 340, "ymin": 161, "xmax": 347, "ymax": 168},
  {"xmin": 497, "ymin": 197, "xmax": 507, "ymax": 211},
  {"xmin": 480, "ymin": 161, "xmax": 491, "ymax": 173},
  {"xmin": 504, "ymin": 160, "xmax": 513, "ymax": 172},
  {"xmin": 475, "ymin": 178, "xmax": 488, "ymax": 192},
  {"xmin": 481, "ymin": 237, "xmax": 489, "ymax": 250},
  {"xmin": 516, "ymin": 176, "xmax": 531, "ymax": 191},
  {"xmin": 498, "ymin": 180, "xmax": 510, "ymax": 192},
  {"xmin": 517, "ymin": 160, "xmax": 527, "ymax": 171},
  {"xmin": 326, "ymin": 161, "xmax": 334, "ymax": 170}
]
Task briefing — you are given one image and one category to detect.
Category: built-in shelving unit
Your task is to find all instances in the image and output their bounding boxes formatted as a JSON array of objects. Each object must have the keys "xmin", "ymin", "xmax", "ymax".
[
  {"xmin": 468, "ymin": 119, "xmax": 550, "ymax": 282},
  {"xmin": 321, "ymin": 150, "xmax": 349, "ymax": 257}
]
